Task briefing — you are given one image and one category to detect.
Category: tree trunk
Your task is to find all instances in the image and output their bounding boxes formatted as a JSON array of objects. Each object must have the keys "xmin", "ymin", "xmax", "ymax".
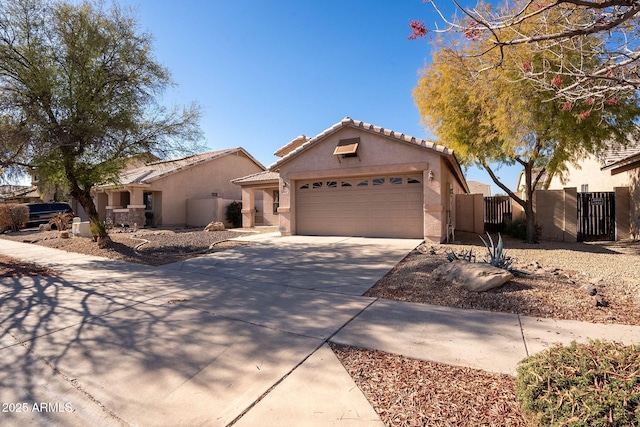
[
  {"xmin": 69, "ymin": 184, "xmax": 110, "ymax": 242},
  {"xmin": 522, "ymin": 165, "xmax": 538, "ymax": 244},
  {"xmin": 481, "ymin": 160, "xmax": 538, "ymax": 243},
  {"xmin": 523, "ymin": 197, "xmax": 537, "ymax": 244}
]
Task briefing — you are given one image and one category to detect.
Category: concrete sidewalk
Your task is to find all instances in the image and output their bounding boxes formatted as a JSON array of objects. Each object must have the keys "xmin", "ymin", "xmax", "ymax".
[{"xmin": 1, "ymin": 235, "xmax": 640, "ymax": 426}]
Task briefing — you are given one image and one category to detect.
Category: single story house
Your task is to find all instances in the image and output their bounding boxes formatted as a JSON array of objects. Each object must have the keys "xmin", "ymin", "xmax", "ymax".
[
  {"xmin": 467, "ymin": 180, "xmax": 492, "ymax": 197},
  {"xmin": 0, "ymin": 185, "xmax": 41, "ymax": 204},
  {"xmin": 233, "ymin": 117, "xmax": 469, "ymax": 242},
  {"xmin": 93, "ymin": 147, "xmax": 265, "ymax": 228}
]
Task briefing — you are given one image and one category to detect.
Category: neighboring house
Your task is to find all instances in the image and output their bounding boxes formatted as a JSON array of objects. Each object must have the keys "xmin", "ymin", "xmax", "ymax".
[
  {"xmin": 0, "ymin": 185, "xmax": 41, "ymax": 204},
  {"xmin": 546, "ymin": 148, "xmax": 640, "ymax": 193},
  {"xmin": 512, "ymin": 142, "xmax": 640, "ymax": 240},
  {"xmin": 467, "ymin": 180, "xmax": 491, "ymax": 196},
  {"xmin": 233, "ymin": 117, "xmax": 469, "ymax": 242},
  {"xmin": 93, "ymin": 147, "xmax": 265, "ymax": 228}
]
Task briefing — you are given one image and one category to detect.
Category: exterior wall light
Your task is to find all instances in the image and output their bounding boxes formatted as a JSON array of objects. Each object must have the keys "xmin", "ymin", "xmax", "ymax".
[{"xmin": 428, "ymin": 170, "xmax": 435, "ymax": 181}]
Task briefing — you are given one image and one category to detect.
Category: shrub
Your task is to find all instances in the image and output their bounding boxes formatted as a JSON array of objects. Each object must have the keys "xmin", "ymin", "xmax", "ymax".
[
  {"xmin": 0, "ymin": 203, "xmax": 29, "ymax": 232},
  {"xmin": 516, "ymin": 340, "xmax": 640, "ymax": 426},
  {"xmin": 225, "ymin": 201, "xmax": 242, "ymax": 228},
  {"xmin": 504, "ymin": 217, "xmax": 541, "ymax": 242},
  {"xmin": 89, "ymin": 220, "xmax": 108, "ymax": 239},
  {"xmin": 48, "ymin": 212, "xmax": 73, "ymax": 231}
]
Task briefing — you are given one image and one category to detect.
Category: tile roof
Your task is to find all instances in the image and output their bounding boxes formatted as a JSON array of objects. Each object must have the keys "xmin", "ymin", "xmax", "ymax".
[
  {"xmin": 273, "ymin": 135, "xmax": 310, "ymax": 158},
  {"xmin": 269, "ymin": 117, "xmax": 455, "ymax": 171},
  {"xmin": 599, "ymin": 140, "xmax": 640, "ymax": 170},
  {"xmin": 116, "ymin": 147, "xmax": 264, "ymax": 185},
  {"xmin": 231, "ymin": 170, "xmax": 280, "ymax": 184},
  {"xmin": 267, "ymin": 117, "xmax": 468, "ymax": 193}
]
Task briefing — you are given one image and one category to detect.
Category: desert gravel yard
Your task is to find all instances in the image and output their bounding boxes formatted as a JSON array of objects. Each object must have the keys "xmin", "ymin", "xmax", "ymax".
[
  {"xmin": 366, "ymin": 231, "xmax": 640, "ymax": 326},
  {"xmin": 0, "ymin": 228, "xmax": 248, "ymax": 266},
  {"xmin": 2, "ymin": 228, "xmax": 639, "ymax": 426}
]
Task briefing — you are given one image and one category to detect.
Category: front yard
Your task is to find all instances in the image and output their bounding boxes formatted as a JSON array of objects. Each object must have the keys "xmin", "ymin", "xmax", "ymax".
[{"xmin": 2, "ymin": 229, "xmax": 639, "ymax": 426}]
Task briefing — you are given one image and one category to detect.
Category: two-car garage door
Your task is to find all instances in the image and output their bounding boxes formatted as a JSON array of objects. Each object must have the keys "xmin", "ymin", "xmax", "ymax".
[{"xmin": 295, "ymin": 174, "xmax": 423, "ymax": 238}]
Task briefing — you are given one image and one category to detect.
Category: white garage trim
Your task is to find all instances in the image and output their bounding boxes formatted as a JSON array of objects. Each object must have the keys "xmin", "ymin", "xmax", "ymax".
[{"xmin": 295, "ymin": 174, "xmax": 423, "ymax": 238}]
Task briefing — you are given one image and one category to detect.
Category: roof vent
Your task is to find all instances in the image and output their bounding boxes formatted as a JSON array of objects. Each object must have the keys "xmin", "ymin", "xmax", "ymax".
[{"xmin": 333, "ymin": 138, "xmax": 360, "ymax": 161}]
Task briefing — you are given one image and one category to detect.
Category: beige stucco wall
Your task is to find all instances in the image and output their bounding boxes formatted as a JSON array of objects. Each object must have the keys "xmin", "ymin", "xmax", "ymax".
[
  {"xmin": 455, "ymin": 193, "xmax": 484, "ymax": 233},
  {"xmin": 150, "ymin": 152, "xmax": 264, "ymax": 227},
  {"xmin": 531, "ymin": 188, "xmax": 577, "ymax": 242},
  {"xmin": 548, "ymin": 155, "xmax": 630, "ymax": 191},
  {"xmin": 276, "ymin": 127, "xmax": 464, "ymax": 242},
  {"xmin": 258, "ymin": 189, "xmax": 279, "ymax": 226},
  {"xmin": 547, "ymin": 156, "xmax": 640, "ymax": 240}
]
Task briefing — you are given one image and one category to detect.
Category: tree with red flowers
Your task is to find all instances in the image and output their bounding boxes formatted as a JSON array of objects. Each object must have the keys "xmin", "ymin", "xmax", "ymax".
[
  {"xmin": 414, "ymin": 35, "xmax": 640, "ymax": 242},
  {"xmin": 410, "ymin": 0, "xmax": 640, "ymax": 110}
]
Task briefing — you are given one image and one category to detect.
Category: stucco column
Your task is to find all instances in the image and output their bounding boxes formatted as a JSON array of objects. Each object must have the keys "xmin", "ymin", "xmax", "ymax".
[
  {"xmin": 128, "ymin": 187, "xmax": 144, "ymax": 206},
  {"xmin": 106, "ymin": 190, "xmax": 122, "ymax": 207},
  {"xmin": 563, "ymin": 187, "xmax": 577, "ymax": 242},
  {"xmin": 278, "ymin": 178, "xmax": 292, "ymax": 236},
  {"xmin": 423, "ymin": 167, "xmax": 444, "ymax": 243},
  {"xmin": 615, "ymin": 186, "xmax": 631, "ymax": 240},
  {"xmin": 241, "ymin": 187, "xmax": 255, "ymax": 228}
]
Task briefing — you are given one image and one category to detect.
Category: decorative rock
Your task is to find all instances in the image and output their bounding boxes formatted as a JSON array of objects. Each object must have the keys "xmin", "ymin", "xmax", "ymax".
[
  {"xmin": 59, "ymin": 230, "xmax": 70, "ymax": 239},
  {"xmin": 432, "ymin": 261, "xmax": 514, "ymax": 292},
  {"xmin": 204, "ymin": 221, "xmax": 225, "ymax": 232},
  {"xmin": 592, "ymin": 295, "xmax": 609, "ymax": 307},
  {"xmin": 39, "ymin": 223, "xmax": 51, "ymax": 232},
  {"xmin": 580, "ymin": 284, "xmax": 597, "ymax": 296}
]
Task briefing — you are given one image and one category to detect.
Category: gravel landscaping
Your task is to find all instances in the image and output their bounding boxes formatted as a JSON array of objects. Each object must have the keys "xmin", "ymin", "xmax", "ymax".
[
  {"xmin": 366, "ymin": 231, "xmax": 640, "ymax": 326},
  {"xmin": 0, "ymin": 227, "xmax": 249, "ymax": 266},
  {"xmin": 3, "ymin": 228, "xmax": 640, "ymax": 426}
]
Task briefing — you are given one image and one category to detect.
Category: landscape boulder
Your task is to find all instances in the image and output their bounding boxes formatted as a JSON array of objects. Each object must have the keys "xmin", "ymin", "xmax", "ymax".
[
  {"xmin": 433, "ymin": 260, "xmax": 514, "ymax": 292},
  {"xmin": 204, "ymin": 221, "xmax": 225, "ymax": 232}
]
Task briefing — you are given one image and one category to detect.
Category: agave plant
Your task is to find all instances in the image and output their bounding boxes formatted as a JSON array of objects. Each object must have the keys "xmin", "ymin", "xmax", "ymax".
[
  {"xmin": 446, "ymin": 248, "xmax": 476, "ymax": 263},
  {"xmin": 479, "ymin": 232, "xmax": 514, "ymax": 271}
]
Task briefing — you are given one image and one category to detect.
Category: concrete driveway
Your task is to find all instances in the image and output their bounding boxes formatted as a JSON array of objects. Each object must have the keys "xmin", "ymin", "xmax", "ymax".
[
  {"xmin": 0, "ymin": 235, "xmax": 420, "ymax": 426},
  {"xmin": 4, "ymin": 234, "xmax": 640, "ymax": 426}
]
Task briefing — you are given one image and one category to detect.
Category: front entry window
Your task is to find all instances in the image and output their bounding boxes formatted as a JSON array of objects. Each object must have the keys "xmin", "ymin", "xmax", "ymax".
[
  {"xmin": 273, "ymin": 190, "xmax": 280, "ymax": 214},
  {"xmin": 143, "ymin": 192, "xmax": 153, "ymax": 211}
]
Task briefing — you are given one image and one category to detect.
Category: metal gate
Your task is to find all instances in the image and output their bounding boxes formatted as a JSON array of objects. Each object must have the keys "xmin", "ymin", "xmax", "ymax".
[
  {"xmin": 577, "ymin": 192, "xmax": 615, "ymax": 241},
  {"xmin": 484, "ymin": 196, "xmax": 512, "ymax": 233}
]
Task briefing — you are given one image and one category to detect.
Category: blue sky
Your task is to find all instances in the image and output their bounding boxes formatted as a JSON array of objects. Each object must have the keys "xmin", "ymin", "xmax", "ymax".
[{"xmin": 117, "ymin": 0, "xmax": 521, "ymax": 193}]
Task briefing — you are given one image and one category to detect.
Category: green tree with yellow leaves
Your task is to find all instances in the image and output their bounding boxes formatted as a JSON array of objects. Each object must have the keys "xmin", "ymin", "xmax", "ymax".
[{"xmin": 414, "ymin": 34, "xmax": 640, "ymax": 242}]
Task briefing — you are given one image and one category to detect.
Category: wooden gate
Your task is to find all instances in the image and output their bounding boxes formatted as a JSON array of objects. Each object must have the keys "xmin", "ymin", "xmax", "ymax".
[
  {"xmin": 484, "ymin": 196, "xmax": 512, "ymax": 233},
  {"xmin": 577, "ymin": 192, "xmax": 615, "ymax": 241}
]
